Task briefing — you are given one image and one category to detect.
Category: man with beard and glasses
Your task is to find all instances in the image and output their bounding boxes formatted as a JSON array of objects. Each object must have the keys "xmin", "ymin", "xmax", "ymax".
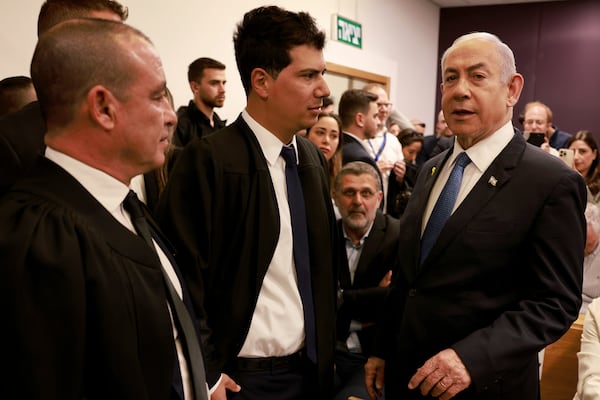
[{"xmin": 332, "ymin": 161, "xmax": 399, "ymax": 400}]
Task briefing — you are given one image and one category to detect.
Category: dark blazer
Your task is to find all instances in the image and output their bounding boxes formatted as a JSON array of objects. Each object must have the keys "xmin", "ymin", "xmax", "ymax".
[
  {"xmin": 376, "ymin": 133, "xmax": 587, "ymax": 399},
  {"xmin": 416, "ymin": 135, "xmax": 453, "ymax": 167},
  {"xmin": 173, "ymin": 100, "xmax": 226, "ymax": 147},
  {"xmin": 0, "ymin": 157, "xmax": 183, "ymax": 400},
  {"xmin": 0, "ymin": 101, "xmax": 45, "ymax": 195},
  {"xmin": 156, "ymin": 115, "xmax": 338, "ymax": 397},
  {"xmin": 342, "ymin": 132, "xmax": 380, "ymax": 173},
  {"xmin": 337, "ymin": 211, "xmax": 400, "ymax": 356},
  {"xmin": 341, "ymin": 132, "xmax": 384, "ymax": 211}
]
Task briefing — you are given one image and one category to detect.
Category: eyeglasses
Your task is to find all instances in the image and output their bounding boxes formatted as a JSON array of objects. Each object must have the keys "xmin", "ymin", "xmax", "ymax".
[
  {"xmin": 340, "ymin": 189, "xmax": 376, "ymax": 200},
  {"xmin": 377, "ymin": 102, "xmax": 393, "ymax": 109}
]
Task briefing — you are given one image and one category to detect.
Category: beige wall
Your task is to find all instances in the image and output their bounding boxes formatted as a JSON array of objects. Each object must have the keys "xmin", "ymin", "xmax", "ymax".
[{"xmin": 0, "ymin": 0, "xmax": 442, "ymax": 131}]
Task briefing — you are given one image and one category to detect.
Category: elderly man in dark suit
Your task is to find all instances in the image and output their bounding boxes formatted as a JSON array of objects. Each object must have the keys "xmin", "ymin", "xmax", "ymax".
[
  {"xmin": 0, "ymin": 19, "xmax": 208, "ymax": 399},
  {"xmin": 365, "ymin": 32, "xmax": 586, "ymax": 400},
  {"xmin": 157, "ymin": 6, "xmax": 337, "ymax": 400},
  {"xmin": 332, "ymin": 161, "xmax": 399, "ymax": 400}
]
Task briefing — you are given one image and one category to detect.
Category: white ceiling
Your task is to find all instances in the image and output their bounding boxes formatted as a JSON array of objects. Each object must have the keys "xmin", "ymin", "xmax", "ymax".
[{"xmin": 430, "ymin": 0, "xmax": 566, "ymax": 7}]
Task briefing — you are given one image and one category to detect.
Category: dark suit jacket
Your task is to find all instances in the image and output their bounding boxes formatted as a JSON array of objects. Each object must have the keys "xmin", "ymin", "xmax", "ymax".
[
  {"xmin": 342, "ymin": 132, "xmax": 379, "ymax": 173},
  {"xmin": 337, "ymin": 211, "xmax": 400, "ymax": 355},
  {"xmin": 341, "ymin": 132, "xmax": 384, "ymax": 211},
  {"xmin": 376, "ymin": 133, "xmax": 587, "ymax": 399},
  {"xmin": 416, "ymin": 134, "xmax": 453, "ymax": 166},
  {"xmin": 0, "ymin": 101, "xmax": 45, "ymax": 195},
  {"xmin": 0, "ymin": 157, "xmax": 182, "ymax": 399},
  {"xmin": 156, "ymin": 115, "xmax": 338, "ymax": 397}
]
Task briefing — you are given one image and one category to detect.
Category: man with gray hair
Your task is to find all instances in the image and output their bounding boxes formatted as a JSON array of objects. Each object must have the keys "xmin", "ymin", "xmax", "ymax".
[
  {"xmin": 366, "ymin": 32, "xmax": 586, "ymax": 400},
  {"xmin": 332, "ymin": 161, "xmax": 399, "ymax": 400}
]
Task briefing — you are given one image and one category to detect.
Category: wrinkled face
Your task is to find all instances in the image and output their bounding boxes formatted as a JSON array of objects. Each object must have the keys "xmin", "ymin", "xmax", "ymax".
[
  {"xmin": 569, "ymin": 139, "xmax": 597, "ymax": 176},
  {"xmin": 193, "ymin": 68, "xmax": 226, "ymax": 108},
  {"xmin": 307, "ymin": 116, "xmax": 340, "ymax": 161},
  {"xmin": 441, "ymin": 39, "xmax": 521, "ymax": 148},
  {"xmin": 523, "ymin": 105, "xmax": 552, "ymax": 136},
  {"xmin": 363, "ymin": 101, "xmax": 379, "ymax": 139},
  {"xmin": 334, "ymin": 173, "xmax": 383, "ymax": 236},
  {"xmin": 115, "ymin": 39, "xmax": 176, "ymax": 175},
  {"xmin": 402, "ymin": 141, "xmax": 423, "ymax": 163},
  {"xmin": 265, "ymin": 44, "xmax": 330, "ymax": 136}
]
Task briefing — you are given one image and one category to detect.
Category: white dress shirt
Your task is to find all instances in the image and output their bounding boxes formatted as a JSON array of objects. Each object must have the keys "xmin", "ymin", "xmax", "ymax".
[
  {"xmin": 238, "ymin": 110, "xmax": 306, "ymax": 357},
  {"xmin": 365, "ymin": 129, "xmax": 404, "ymax": 210},
  {"xmin": 45, "ymin": 147, "xmax": 200, "ymax": 400}
]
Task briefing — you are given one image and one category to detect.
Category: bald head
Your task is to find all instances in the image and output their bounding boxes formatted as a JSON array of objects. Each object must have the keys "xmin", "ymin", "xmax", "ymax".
[{"xmin": 31, "ymin": 19, "xmax": 151, "ymax": 128}]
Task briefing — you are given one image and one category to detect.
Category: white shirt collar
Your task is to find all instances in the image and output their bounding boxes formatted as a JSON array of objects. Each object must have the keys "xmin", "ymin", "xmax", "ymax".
[
  {"xmin": 449, "ymin": 120, "xmax": 514, "ymax": 173},
  {"xmin": 45, "ymin": 146, "xmax": 130, "ymax": 214},
  {"xmin": 242, "ymin": 110, "xmax": 298, "ymax": 166}
]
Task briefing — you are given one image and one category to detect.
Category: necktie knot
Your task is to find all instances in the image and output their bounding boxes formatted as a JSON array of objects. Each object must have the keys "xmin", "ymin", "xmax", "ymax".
[
  {"xmin": 455, "ymin": 151, "xmax": 471, "ymax": 169},
  {"xmin": 123, "ymin": 190, "xmax": 144, "ymax": 219},
  {"xmin": 281, "ymin": 144, "xmax": 297, "ymax": 166}
]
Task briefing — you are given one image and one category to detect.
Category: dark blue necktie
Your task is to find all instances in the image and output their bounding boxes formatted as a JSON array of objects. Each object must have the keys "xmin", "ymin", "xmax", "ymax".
[
  {"xmin": 281, "ymin": 145, "xmax": 317, "ymax": 364},
  {"xmin": 123, "ymin": 190, "xmax": 208, "ymax": 400},
  {"xmin": 420, "ymin": 152, "xmax": 471, "ymax": 264}
]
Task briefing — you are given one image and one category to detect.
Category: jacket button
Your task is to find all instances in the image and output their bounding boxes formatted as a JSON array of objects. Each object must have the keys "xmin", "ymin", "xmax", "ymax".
[{"xmin": 408, "ymin": 289, "xmax": 417, "ymax": 297}]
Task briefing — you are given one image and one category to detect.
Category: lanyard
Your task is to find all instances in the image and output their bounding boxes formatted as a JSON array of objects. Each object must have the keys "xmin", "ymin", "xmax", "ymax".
[{"xmin": 368, "ymin": 134, "xmax": 387, "ymax": 162}]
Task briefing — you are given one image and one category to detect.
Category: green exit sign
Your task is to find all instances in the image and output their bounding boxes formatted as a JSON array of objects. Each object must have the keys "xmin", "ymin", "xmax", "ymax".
[{"xmin": 332, "ymin": 14, "xmax": 362, "ymax": 49}]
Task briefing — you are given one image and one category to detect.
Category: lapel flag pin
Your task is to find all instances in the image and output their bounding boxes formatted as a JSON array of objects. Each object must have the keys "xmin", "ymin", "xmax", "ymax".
[
  {"xmin": 488, "ymin": 176, "xmax": 498, "ymax": 186},
  {"xmin": 431, "ymin": 167, "xmax": 436, "ymax": 176}
]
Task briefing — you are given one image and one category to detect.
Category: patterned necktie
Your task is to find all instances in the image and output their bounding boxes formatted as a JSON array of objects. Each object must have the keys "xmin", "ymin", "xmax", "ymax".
[
  {"xmin": 280, "ymin": 145, "xmax": 317, "ymax": 364},
  {"xmin": 420, "ymin": 152, "xmax": 471, "ymax": 264},
  {"xmin": 123, "ymin": 190, "xmax": 208, "ymax": 400}
]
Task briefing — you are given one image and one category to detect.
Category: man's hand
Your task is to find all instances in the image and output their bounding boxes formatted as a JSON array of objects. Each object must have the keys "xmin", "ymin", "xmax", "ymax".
[
  {"xmin": 378, "ymin": 270, "xmax": 392, "ymax": 287},
  {"xmin": 210, "ymin": 373, "xmax": 241, "ymax": 400},
  {"xmin": 408, "ymin": 348, "xmax": 471, "ymax": 400},
  {"xmin": 393, "ymin": 160, "xmax": 406, "ymax": 182},
  {"xmin": 377, "ymin": 160, "xmax": 395, "ymax": 174},
  {"xmin": 364, "ymin": 356, "xmax": 385, "ymax": 400}
]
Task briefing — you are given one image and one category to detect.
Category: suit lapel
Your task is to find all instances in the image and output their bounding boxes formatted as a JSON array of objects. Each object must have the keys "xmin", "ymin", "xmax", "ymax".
[
  {"xmin": 337, "ymin": 221, "xmax": 353, "ymax": 289},
  {"xmin": 419, "ymin": 135, "xmax": 525, "ymax": 271},
  {"xmin": 353, "ymin": 212, "xmax": 386, "ymax": 286}
]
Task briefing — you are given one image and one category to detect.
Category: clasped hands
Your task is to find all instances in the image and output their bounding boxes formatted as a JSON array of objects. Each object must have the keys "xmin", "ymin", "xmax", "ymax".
[{"xmin": 365, "ymin": 348, "xmax": 471, "ymax": 400}]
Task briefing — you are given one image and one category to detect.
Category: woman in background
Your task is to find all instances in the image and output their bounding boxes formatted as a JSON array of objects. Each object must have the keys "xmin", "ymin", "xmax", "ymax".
[
  {"xmin": 568, "ymin": 130, "xmax": 600, "ymax": 204},
  {"xmin": 306, "ymin": 112, "xmax": 343, "ymax": 189},
  {"xmin": 386, "ymin": 128, "xmax": 423, "ymax": 218}
]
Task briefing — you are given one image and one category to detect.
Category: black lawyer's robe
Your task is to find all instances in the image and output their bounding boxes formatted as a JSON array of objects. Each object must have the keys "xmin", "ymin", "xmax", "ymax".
[
  {"xmin": 157, "ymin": 116, "xmax": 338, "ymax": 398},
  {"xmin": 0, "ymin": 157, "xmax": 182, "ymax": 399},
  {"xmin": 376, "ymin": 134, "xmax": 587, "ymax": 399}
]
